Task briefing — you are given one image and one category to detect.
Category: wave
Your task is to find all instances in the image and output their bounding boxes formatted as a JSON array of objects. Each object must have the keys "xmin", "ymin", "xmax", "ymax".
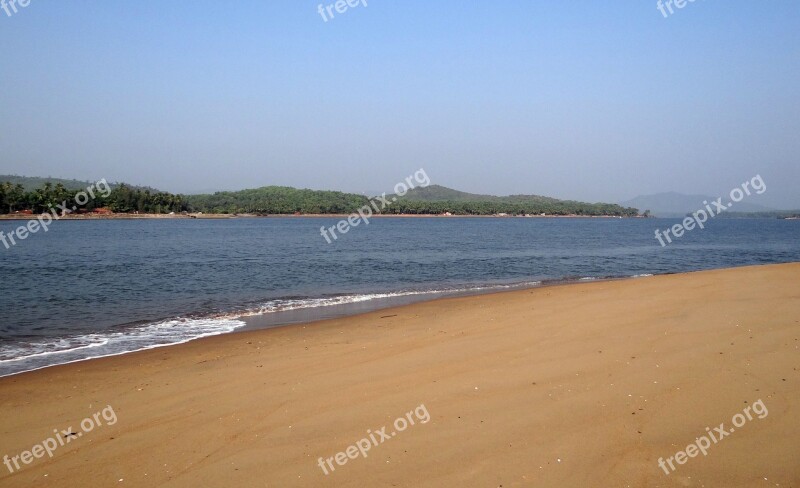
[
  {"xmin": 0, "ymin": 277, "xmax": 615, "ymax": 378},
  {"xmin": 236, "ymin": 282, "xmax": 543, "ymax": 317},
  {"xmin": 0, "ymin": 318, "xmax": 246, "ymax": 378}
]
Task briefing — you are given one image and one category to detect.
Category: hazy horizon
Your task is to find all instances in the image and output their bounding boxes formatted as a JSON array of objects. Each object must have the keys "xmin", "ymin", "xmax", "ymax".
[{"xmin": 1, "ymin": 1, "xmax": 798, "ymax": 208}]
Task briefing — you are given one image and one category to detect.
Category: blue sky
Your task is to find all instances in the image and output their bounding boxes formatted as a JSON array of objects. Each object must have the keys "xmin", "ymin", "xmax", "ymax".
[{"xmin": 1, "ymin": 0, "xmax": 798, "ymax": 207}]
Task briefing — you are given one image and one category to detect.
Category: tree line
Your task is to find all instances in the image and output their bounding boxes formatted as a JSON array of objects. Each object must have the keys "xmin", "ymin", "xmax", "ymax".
[
  {"xmin": 185, "ymin": 186, "xmax": 640, "ymax": 216},
  {"xmin": 184, "ymin": 186, "xmax": 370, "ymax": 214},
  {"xmin": 382, "ymin": 200, "xmax": 638, "ymax": 216},
  {"xmin": 0, "ymin": 182, "xmax": 188, "ymax": 214},
  {"xmin": 1, "ymin": 182, "xmax": 640, "ymax": 217}
]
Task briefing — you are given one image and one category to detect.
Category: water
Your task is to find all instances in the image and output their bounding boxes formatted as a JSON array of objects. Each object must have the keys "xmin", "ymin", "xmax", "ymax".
[{"xmin": 1, "ymin": 217, "xmax": 798, "ymax": 376}]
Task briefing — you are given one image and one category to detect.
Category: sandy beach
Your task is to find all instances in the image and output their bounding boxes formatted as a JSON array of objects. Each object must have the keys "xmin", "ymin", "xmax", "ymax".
[{"xmin": 1, "ymin": 263, "xmax": 798, "ymax": 487}]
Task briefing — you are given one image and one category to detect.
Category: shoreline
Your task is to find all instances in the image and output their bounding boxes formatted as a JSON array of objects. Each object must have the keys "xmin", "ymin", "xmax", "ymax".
[
  {"xmin": 1, "ymin": 263, "xmax": 798, "ymax": 486},
  {"xmin": 0, "ymin": 275, "xmax": 639, "ymax": 379},
  {"xmin": 4, "ymin": 267, "xmax": 702, "ymax": 381},
  {"xmin": 0, "ymin": 213, "xmax": 649, "ymax": 221}
]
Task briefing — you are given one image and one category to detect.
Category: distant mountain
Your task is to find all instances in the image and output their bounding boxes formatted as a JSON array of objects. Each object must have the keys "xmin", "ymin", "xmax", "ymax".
[{"xmin": 621, "ymin": 192, "xmax": 774, "ymax": 218}]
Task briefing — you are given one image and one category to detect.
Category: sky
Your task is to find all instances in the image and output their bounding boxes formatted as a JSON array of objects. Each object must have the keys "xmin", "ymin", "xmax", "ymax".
[{"xmin": 0, "ymin": 0, "xmax": 798, "ymax": 208}]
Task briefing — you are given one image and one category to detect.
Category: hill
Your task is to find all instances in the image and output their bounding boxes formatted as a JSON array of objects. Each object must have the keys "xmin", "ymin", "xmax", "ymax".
[
  {"xmin": 185, "ymin": 184, "xmax": 639, "ymax": 216},
  {"xmin": 388, "ymin": 185, "xmax": 638, "ymax": 216},
  {"xmin": 185, "ymin": 186, "xmax": 370, "ymax": 214},
  {"xmin": 0, "ymin": 175, "xmax": 158, "ymax": 192},
  {"xmin": 393, "ymin": 185, "xmax": 560, "ymax": 204},
  {"xmin": 0, "ymin": 179, "xmax": 187, "ymax": 214},
  {"xmin": 1, "ymin": 176, "xmax": 641, "ymax": 217}
]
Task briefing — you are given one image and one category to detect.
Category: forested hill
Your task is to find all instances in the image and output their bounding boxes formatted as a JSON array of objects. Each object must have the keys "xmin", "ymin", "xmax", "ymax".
[
  {"xmin": 184, "ymin": 187, "xmax": 370, "ymax": 214},
  {"xmin": 0, "ymin": 175, "xmax": 155, "ymax": 192},
  {"xmin": 186, "ymin": 185, "xmax": 640, "ymax": 216},
  {"xmin": 387, "ymin": 185, "xmax": 639, "ymax": 216},
  {"xmin": 393, "ymin": 185, "xmax": 561, "ymax": 204},
  {"xmin": 1, "ymin": 178, "xmax": 641, "ymax": 217},
  {"xmin": 0, "ymin": 181, "xmax": 187, "ymax": 214}
]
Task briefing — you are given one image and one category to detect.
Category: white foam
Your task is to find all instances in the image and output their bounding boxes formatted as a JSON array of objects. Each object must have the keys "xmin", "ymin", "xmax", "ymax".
[
  {"xmin": 0, "ymin": 336, "xmax": 110, "ymax": 363},
  {"xmin": 0, "ymin": 281, "xmax": 546, "ymax": 378},
  {"xmin": 0, "ymin": 318, "xmax": 245, "ymax": 378},
  {"xmin": 241, "ymin": 284, "xmax": 541, "ymax": 317}
]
